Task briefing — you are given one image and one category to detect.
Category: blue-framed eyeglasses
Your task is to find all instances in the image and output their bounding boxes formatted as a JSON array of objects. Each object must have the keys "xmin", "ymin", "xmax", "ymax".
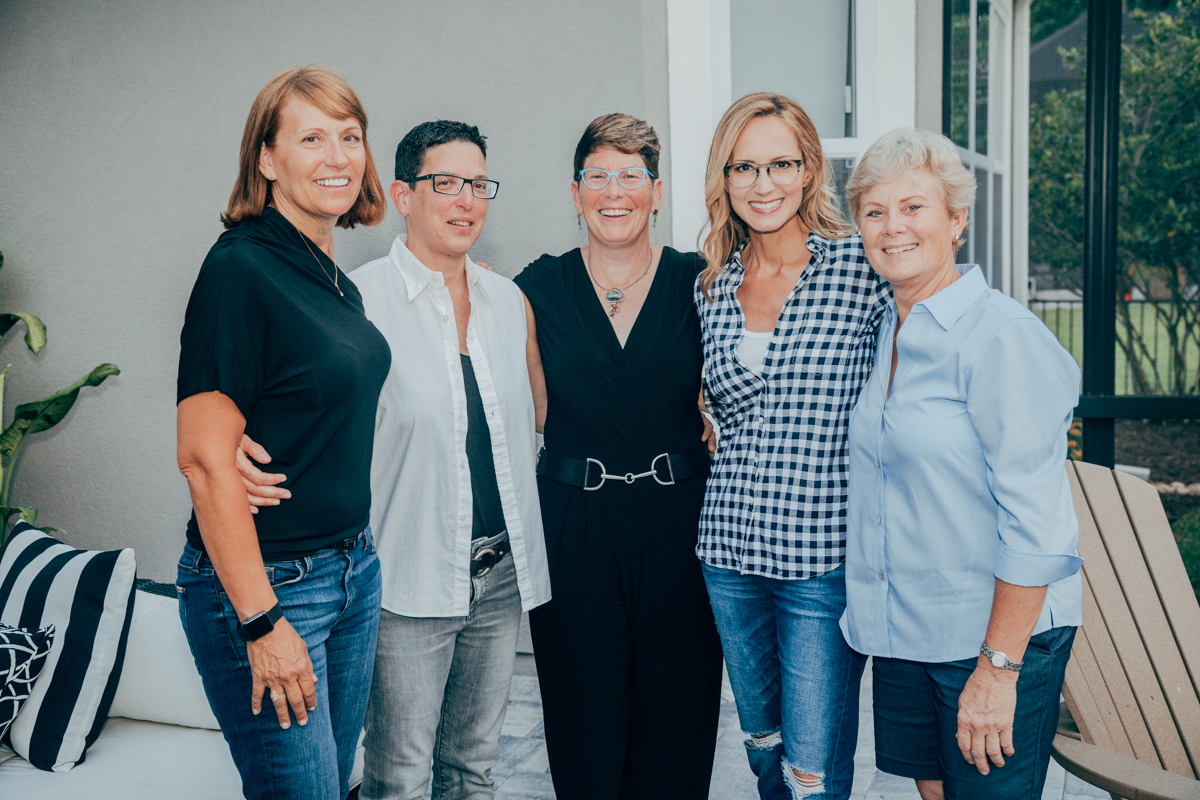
[
  {"xmin": 410, "ymin": 173, "xmax": 500, "ymax": 199},
  {"xmin": 577, "ymin": 167, "xmax": 656, "ymax": 191}
]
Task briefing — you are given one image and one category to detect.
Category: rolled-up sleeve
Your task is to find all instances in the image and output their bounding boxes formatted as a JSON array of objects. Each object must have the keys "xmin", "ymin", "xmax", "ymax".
[{"xmin": 966, "ymin": 318, "xmax": 1084, "ymax": 587}]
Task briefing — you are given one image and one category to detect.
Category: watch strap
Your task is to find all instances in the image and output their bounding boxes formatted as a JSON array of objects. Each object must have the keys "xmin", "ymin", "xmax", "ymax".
[
  {"xmin": 980, "ymin": 641, "xmax": 1023, "ymax": 672},
  {"xmin": 238, "ymin": 602, "xmax": 284, "ymax": 642}
]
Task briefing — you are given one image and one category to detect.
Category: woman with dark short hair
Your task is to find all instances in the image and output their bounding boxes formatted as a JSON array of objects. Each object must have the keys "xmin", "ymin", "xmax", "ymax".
[
  {"xmin": 514, "ymin": 113, "xmax": 724, "ymax": 800},
  {"xmin": 175, "ymin": 65, "xmax": 390, "ymax": 800}
]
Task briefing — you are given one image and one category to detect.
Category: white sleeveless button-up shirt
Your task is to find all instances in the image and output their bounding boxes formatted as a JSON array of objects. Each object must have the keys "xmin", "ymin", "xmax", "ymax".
[{"xmin": 350, "ymin": 236, "xmax": 550, "ymax": 617}]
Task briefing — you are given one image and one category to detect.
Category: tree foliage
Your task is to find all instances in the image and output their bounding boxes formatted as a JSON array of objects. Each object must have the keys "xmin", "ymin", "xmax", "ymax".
[{"xmin": 1029, "ymin": 0, "xmax": 1200, "ymax": 395}]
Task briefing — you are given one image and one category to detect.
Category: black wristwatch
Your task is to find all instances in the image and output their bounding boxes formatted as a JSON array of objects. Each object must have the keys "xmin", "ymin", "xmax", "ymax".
[{"xmin": 238, "ymin": 603, "xmax": 284, "ymax": 642}]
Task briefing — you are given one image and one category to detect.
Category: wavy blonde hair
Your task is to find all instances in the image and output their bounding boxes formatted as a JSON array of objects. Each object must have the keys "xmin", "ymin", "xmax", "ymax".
[{"xmin": 699, "ymin": 93, "xmax": 852, "ymax": 299}]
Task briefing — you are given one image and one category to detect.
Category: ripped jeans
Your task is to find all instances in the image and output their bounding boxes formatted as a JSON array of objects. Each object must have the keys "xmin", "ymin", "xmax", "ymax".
[{"xmin": 702, "ymin": 563, "xmax": 865, "ymax": 800}]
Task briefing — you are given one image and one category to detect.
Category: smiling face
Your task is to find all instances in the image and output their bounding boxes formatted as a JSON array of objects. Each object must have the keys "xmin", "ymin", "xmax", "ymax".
[
  {"xmin": 857, "ymin": 167, "xmax": 968, "ymax": 292},
  {"xmin": 726, "ymin": 115, "xmax": 813, "ymax": 236},
  {"xmin": 392, "ymin": 139, "xmax": 489, "ymax": 261},
  {"xmin": 258, "ymin": 96, "xmax": 367, "ymax": 236},
  {"xmin": 572, "ymin": 146, "xmax": 662, "ymax": 249}
]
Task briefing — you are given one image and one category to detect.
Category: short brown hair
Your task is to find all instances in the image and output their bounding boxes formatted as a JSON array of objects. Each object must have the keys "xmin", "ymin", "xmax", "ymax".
[
  {"xmin": 573, "ymin": 113, "xmax": 661, "ymax": 180},
  {"xmin": 699, "ymin": 93, "xmax": 852, "ymax": 299},
  {"xmin": 221, "ymin": 65, "xmax": 386, "ymax": 230}
]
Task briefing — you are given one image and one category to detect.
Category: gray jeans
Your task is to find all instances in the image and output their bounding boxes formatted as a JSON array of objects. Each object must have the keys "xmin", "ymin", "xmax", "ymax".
[{"xmin": 361, "ymin": 536, "xmax": 522, "ymax": 800}]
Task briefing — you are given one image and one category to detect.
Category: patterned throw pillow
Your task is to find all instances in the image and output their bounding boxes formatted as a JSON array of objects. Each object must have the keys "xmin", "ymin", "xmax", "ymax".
[
  {"xmin": 0, "ymin": 624, "xmax": 54, "ymax": 740},
  {"xmin": 0, "ymin": 522, "xmax": 136, "ymax": 772}
]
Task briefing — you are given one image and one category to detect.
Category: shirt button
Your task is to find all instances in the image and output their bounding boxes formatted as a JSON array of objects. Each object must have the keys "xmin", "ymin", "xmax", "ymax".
[
  {"xmin": 753, "ymin": 457, "xmax": 759, "ymax": 465},
  {"xmin": 459, "ymin": 462, "xmax": 466, "ymax": 469},
  {"xmin": 443, "ymin": 314, "xmax": 450, "ymax": 322},
  {"xmin": 876, "ymin": 461, "xmax": 881, "ymax": 468},
  {"xmin": 459, "ymin": 515, "xmax": 466, "ymax": 521},
  {"xmin": 771, "ymin": 337, "xmax": 780, "ymax": 344},
  {"xmin": 876, "ymin": 516, "xmax": 882, "ymax": 524},
  {"xmin": 457, "ymin": 412, "xmax": 463, "ymax": 419},
  {"xmin": 877, "ymin": 573, "xmax": 885, "ymax": 581}
]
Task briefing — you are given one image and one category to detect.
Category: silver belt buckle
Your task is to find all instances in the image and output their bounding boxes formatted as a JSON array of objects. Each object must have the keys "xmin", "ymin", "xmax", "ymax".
[
  {"xmin": 471, "ymin": 547, "xmax": 497, "ymax": 577},
  {"xmin": 651, "ymin": 452, "xmax": 675, "ymax": 485},
  {"xmin": 583, "ymin": 458, "xmax": 607, "ymax": 491}
]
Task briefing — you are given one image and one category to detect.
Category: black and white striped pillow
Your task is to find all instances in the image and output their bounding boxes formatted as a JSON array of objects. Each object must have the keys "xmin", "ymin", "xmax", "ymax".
[
  {"xmin": 0, "ymin": 623, "xmax": 55, "ymax": 740},
  {"xmin": 0, "ymin": 522, "xmax": 136, "ymax": 772}
]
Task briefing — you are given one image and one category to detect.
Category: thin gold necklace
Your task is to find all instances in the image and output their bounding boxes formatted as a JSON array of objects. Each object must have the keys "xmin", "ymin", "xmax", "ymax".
[
  {"xmin": 298, "ymin": 230, "xmax": 344, "ymax": 297},
  {"xmin": 584, "ymin": 250, "xmax": 652, "ymax": 317}
]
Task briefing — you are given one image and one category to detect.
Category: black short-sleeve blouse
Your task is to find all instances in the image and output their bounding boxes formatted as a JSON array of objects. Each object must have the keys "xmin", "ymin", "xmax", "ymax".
[{"xmin": 177, "ymin": 207, "xmax": 391, "ymax": 560}]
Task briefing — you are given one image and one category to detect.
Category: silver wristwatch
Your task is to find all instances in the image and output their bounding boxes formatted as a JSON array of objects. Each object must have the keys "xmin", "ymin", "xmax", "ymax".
[{"xmin": 980, "ymin": 642, "xmax": 1022, "ymax": 672}]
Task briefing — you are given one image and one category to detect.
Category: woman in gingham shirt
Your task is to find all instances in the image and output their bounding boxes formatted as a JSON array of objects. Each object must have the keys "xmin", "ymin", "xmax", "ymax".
[{"xmin": 694, "ymin": 93, "xmax": 889, "ymax": 800}]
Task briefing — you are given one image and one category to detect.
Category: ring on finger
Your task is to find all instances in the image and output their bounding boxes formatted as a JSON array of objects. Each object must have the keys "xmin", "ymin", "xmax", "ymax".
[{"xmin": 270, "ymin": 690, "xmax": 282, "ymax": 703}]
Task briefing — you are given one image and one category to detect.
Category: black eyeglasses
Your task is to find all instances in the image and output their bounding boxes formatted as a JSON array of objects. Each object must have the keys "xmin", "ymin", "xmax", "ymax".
[
  {"xmin": 723, "ymin": 159, "xmax": 805, "ymax": 189},
  {"xmin": 411, "ymin": 173, "xmax": 500, "ymax": 199}
]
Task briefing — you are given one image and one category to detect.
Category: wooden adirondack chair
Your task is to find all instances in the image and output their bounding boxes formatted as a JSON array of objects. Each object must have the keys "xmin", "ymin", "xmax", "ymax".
[{"xmin": 1052, "ymin": 460, "xmax": 1200, "ymax": 800}]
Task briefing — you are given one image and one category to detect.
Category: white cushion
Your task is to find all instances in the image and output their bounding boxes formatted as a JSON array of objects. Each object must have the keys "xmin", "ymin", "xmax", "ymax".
[
  {"xmin": 0, "ymin": 523, "xmax": 136, "ymax": 772},
  {"xmin": 109, "ymin": 590, "xmax": 219, "ymax": 730},
  {"xmin": 0, "ymin": 718, "xmax": 365, "ymax": 799}
]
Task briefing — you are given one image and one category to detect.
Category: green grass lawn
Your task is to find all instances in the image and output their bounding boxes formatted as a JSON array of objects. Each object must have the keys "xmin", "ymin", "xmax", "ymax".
[{"xmin": 1031, "ymin": 303, "xmax": 1200, "ymax": 396}]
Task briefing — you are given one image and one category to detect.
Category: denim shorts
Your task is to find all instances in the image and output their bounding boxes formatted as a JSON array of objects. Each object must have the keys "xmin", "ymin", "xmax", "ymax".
[{"xmin": 872, "ymin": 625, "xmax": 1076, "ymax": 799}]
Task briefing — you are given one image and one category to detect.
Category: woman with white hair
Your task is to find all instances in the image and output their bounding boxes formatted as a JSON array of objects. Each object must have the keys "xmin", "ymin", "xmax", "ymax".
[{"xmin": 841, "ymin": 127, "xmax": 1083, "ymax": 800}]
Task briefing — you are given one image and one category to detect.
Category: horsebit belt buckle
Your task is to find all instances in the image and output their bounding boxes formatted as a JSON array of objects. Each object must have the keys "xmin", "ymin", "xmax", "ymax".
[{"xmin": 583, "ymin": 453, "xmax": 675, "ymax": 491}]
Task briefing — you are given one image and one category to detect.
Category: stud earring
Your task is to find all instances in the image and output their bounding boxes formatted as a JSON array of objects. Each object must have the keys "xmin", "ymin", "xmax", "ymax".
[
  {"xmin": 653, "ymin": 209, "xmax": 658, "ymax": 228},
  {"xmin": 577, "ymin": 214, "xmax": 582, "ymax": 230},
  {"xmin": 952, "ymin": 234, "xmax": 959, "ymax": 246}
]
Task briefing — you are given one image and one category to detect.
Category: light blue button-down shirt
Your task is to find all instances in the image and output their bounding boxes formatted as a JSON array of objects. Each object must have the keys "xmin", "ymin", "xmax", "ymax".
[{"xmin": 841, "ymin": 266, "xmax": 1084, "ymax": 663}]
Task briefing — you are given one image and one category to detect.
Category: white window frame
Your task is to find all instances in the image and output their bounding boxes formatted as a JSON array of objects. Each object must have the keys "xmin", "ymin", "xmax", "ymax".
[
  {"xmin": 666, "ymin": 0, "xmax": 917, "ymax": 251},
  {"xmin": 667, "ymin": 0, "xmax": 1026, "ymax": 304}
]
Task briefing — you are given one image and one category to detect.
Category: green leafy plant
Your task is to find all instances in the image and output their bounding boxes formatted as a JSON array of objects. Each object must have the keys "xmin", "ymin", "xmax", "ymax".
[{"xmin": 0, "ymin": 249, "xmax": 119, "ymax": 546}]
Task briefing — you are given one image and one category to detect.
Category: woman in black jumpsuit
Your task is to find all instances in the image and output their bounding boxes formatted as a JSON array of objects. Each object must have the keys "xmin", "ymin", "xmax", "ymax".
[{"xmin": 513, "ymin": 113, "xmax": 723, "ymax": 800}]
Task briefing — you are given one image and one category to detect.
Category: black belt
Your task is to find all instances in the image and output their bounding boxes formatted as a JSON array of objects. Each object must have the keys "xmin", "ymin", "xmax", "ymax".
[
  {"xmin": 471, "ymin": 534, "xmax": 510, "ymax": 577},
  {"xmin": 536, "ymin": 445, "xmax": 710, "ymax": 491}
]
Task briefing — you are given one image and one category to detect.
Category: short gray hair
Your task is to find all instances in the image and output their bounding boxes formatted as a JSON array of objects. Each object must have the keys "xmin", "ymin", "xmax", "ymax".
[{"xmin": 845, "ymin": 127, "xmax": 976, "ymax": 235}]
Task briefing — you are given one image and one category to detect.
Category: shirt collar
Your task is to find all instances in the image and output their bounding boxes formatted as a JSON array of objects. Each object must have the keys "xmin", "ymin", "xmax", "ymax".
[
  {"xmin": 913, "ymin": 264, "xmax": 987, "ymax": 330},
  {"xmin": 387, "ymin": 235, "xmax": 485, "ymax": 303},
  {"xmin": 724, "ymin": 231, "xmax": 832, "ymax": 277}
]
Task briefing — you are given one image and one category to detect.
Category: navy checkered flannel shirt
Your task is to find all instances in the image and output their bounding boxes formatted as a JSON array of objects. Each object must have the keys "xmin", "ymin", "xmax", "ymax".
[{"xmin": 695, "ymin": 232, "xmax": 891, "ymax": 580}]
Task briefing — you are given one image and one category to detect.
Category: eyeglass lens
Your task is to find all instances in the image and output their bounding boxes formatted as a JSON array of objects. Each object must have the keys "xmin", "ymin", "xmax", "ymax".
[
  {"xmin": 725, "ymin": 161, "xmax": 801, "ymax": 189},
  {"xmin": 431, "ymin": 175, "xmax": 498, "ymax": 199},
  {"xmin": 580, "ymin": 169, "xmax": 650, "ymax": 190}
]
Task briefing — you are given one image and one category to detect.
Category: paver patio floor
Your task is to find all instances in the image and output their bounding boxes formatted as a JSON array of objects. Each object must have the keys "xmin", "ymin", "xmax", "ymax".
[{"xmin": 492, "ymin": 651, "xmax": 1107, "ymax": 800}]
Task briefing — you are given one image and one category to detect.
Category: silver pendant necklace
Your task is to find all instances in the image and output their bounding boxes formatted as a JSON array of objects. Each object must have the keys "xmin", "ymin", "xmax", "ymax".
[
  {"xmin": 298, "ymin": 230, "xmax": 344, "ymax": 297},
  {"xmin": 585, "ymin": 250, "xmax": 653, "ymax": 317}
]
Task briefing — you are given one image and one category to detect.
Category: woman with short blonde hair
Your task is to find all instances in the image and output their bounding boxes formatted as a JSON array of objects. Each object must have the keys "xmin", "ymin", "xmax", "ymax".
[
  {"xmin": 843, "ymin": 127, "xmax": 1081, "ymax": 800},
  {"xmin": 693, "ymin": 92, "xmax": 890, "ymax": 800}
]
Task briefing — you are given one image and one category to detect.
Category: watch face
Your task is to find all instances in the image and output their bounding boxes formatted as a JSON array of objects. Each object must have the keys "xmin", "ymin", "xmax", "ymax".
[{"xmin": 990, "ymin": 652, "xmax": 1006, "ymax": 668}]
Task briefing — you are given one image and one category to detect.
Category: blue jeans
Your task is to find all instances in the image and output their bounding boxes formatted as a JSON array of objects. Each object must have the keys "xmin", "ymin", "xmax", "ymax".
[
  {"xmin": 176, "ymin": 529, "xmax": 382, "ymax": 800},
  {"xmin": 703, "ymin": 562, "xmax": 865, "ymax": 800},
  {"xmin": 361, "ymin": 533, "xmax": 522, "ymax": 800},
  {"xmin": 872, "ymin": 626, "xmax": 1077, "ymax": 799}
]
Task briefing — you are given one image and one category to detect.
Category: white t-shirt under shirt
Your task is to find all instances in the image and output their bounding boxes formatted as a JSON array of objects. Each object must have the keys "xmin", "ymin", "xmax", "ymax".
[{"xmin": 736, "ymin": 330, "xmax": 773, "ymax": 375}]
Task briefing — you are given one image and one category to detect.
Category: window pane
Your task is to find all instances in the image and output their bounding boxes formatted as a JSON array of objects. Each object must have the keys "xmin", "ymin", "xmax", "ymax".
[
  {"xmin": 975, "ymin": 1, "xmax": 990, "ymax": 155},
  {"xmin": 828, "ymin": 157, "xmax": 855, "ymax": 219},
  {"xmin": 730, "ymin": 0, "xmax": 852, "ymax": 138},
  {"xmin": 1115, "ymin": 2, "xmax": 1199, "ymax": 398},
  {"xmin": 974, "ymin": 166, "xmax": 989, "ymax": 282},
  {"xmin": 949, "ymin": 0, "xmax": 971, "ymax": 149},
  {"xmin": 1027, "ymin": 3, "xmax": 1086, "ymax": 384}
]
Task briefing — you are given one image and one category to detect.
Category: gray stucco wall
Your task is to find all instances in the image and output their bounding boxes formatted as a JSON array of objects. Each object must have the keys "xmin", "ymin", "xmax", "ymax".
[{"xmin": 0, "ymin": 0, "xmax": 671, "ymax": 578}]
